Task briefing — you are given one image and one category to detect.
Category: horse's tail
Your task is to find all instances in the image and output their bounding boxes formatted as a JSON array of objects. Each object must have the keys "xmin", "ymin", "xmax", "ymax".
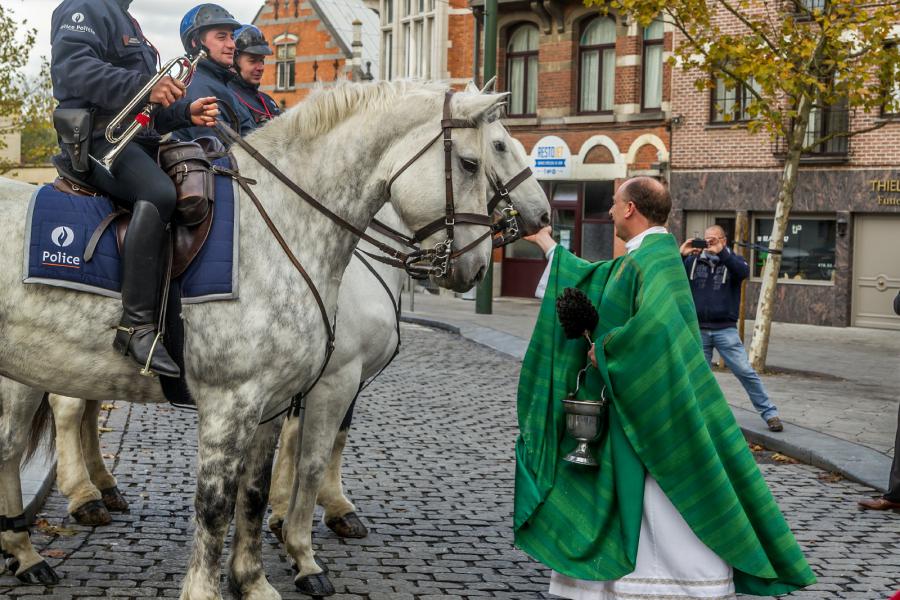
[{"xmin": 24, "ymin": 392, "xmax": 55, "ymax": 464}]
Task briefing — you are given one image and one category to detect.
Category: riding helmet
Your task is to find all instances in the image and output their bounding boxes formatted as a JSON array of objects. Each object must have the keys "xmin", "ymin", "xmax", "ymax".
[
  {"xmin": 234, "ymin": 25, "xmax": 273, "ymax": 57},
  {"xmin": 180, "ymin": 4, "xmax": 241, "ymax": 52}
]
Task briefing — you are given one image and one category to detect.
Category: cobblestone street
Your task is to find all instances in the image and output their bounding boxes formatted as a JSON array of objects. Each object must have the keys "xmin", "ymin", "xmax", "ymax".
[{"xmin": 1, "ymin": 324, "xmax": 898, "ymax": 600}]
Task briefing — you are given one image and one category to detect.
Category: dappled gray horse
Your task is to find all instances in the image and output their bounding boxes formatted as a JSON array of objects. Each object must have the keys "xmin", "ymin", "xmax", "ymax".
[
  {"xmin": 41, "ymin": 107, "xmax": 550, "ymax": 597},
  {"xmin": 0, "ymin": 81, "xmax": 507, "ymax": 600}
]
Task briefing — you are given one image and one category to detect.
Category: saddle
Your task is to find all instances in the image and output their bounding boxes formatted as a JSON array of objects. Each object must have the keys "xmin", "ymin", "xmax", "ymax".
[{"xmin": 51, "ymin": 137, "xmax": 226, "ymax": 278}]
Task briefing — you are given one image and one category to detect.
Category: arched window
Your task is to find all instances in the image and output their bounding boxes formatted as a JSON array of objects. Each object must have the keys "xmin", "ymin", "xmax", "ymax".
[
  {"xmin": 642, "ymin": 19, "xmax": 664, "ymax": 110},
  {"xmin": 506, "ymin": 25, "xmax": 538, "ymax": 116},
  {"xmin": 579, "ymin": 17, "xmax": 616, "ymax": 113}
]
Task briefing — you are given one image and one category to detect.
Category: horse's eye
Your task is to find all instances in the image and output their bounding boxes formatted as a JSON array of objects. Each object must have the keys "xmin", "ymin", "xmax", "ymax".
[
  {"xmin": 460, "ymin": 157, "xmax": 480, "ymax": 173},
  {"xmin": 493, "ymin": 141, "xmax": 506, "ymax": 152}
]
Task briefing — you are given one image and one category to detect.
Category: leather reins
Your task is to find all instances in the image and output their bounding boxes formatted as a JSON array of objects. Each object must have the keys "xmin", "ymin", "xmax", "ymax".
[{"xmin": 211, "ymin": 91, "xmax": 501, "ymax": 423}]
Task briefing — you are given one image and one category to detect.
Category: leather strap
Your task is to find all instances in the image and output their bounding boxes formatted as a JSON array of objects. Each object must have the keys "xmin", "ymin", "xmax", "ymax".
[
  {"xmin": 84, "ymin": 208, "xmax": 128, "ymax": 263},
  {"xmin": 214, "ymin": 124, "xmax": 422, "ymax": 269},
  {"xmin": 354, "ymin": 249, "xmax": 402, "ymax": 394},
  {"xmin": 0, "ymin": 514, "xmax": 29, "ymax": 533}
]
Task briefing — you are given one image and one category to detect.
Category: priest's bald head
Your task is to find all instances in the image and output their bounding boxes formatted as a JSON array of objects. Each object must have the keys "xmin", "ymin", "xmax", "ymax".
[{"xmin": 608, "ymin": 177, "xmax": 671, "ymax": 242}]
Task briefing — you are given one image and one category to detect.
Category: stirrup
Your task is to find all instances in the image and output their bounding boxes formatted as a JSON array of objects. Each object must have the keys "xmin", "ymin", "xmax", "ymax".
[{"xmin": 112, "ymin": 323, "xmax": 161, "ymax": 378}]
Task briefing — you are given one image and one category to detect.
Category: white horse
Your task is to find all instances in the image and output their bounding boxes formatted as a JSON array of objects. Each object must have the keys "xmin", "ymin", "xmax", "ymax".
[
  {"xmin": 0, "ymin": 81, "xmax": 507, "ymax": 600},
  {"xmin": 38, "ymin": 110, "xmax": 550, "ymax": 596},
  {"xmin": 267, "ymin": 117, "xmax": 547, "ymax": 596}
]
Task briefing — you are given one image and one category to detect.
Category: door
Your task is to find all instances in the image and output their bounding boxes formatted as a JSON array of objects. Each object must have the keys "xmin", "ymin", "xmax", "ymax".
[{"xmin": 852, "ymin": 215, "xmax": 900, "ymax": 330}]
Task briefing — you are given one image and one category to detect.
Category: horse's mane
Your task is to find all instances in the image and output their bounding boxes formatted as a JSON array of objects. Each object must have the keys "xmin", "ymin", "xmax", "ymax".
[{"xmin": 262, "ymin": 80, "xmax": 450, "ymax": 142}]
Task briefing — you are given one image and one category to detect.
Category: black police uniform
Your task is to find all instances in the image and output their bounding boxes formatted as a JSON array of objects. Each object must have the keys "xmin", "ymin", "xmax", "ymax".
[
  {"xmin": 50, "ymin": 0, "xmax": 185, "ymax": 377},
  {"xmin": 227, "ymin": 76, "xmax": 281, "ymax": 131},
  {"xmin": 175, "ymin": 59, "xmax": 250, "ymax": 140}
]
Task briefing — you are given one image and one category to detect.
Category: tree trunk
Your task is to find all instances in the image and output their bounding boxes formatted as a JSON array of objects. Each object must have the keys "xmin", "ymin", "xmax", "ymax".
[{"xmin": 747, "ymin": 94, "xmax": 813, "ymax": 372}]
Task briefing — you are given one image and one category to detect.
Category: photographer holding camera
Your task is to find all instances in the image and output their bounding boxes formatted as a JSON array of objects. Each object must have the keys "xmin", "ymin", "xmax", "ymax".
[{"xmin": 680, "ymin": 226, "xmax": 783, "ymax": 432}]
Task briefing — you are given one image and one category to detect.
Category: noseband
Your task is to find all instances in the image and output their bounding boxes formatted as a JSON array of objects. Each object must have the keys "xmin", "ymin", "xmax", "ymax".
[{"xmin": 380, "ymin": 90, "xmax": 494, "ymax": 278}]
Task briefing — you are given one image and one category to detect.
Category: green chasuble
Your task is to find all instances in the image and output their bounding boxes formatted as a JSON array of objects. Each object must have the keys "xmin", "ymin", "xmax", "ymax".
[{"xmin": 513, "ymin": 233, "xmax": 815, "ymax": 596}]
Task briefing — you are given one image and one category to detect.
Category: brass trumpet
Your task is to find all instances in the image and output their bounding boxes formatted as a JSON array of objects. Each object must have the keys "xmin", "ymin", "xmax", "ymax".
[{"xmin": 93, "ymin": 50, "xmax": 207, "ymax": 175}]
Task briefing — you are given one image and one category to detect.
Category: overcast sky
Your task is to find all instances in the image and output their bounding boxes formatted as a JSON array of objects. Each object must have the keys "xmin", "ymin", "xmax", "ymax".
[{"xmin": 1, "ymin": 0, "xmax": 263, "ymax": 77}]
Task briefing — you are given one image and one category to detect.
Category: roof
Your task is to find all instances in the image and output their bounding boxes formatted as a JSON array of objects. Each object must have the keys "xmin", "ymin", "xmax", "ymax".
[{"xmin": 310, "ymin": 0, "xmax": 380, "ymax": 78}]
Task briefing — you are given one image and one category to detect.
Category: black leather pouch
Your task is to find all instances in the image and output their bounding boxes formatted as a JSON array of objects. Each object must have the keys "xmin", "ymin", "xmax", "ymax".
[{"xmin": 53, "ymin": 108, "xmax": 94, "ymax": 173}]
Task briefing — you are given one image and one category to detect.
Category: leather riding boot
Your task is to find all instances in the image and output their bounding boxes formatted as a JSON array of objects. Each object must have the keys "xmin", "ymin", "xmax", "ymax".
[{"xmin": 113, "ymin": 200, "xmax": 181, "ymax": 378}]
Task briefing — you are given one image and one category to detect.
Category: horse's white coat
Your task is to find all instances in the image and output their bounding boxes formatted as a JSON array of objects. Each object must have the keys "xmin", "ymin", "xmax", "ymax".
[{"xmin": 0, "ymin": 81, "xmax": 509, "ymax": 600}]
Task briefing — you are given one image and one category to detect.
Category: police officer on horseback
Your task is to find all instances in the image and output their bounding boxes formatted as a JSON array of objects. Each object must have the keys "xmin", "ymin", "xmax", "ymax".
[
  {"xmin": 174, "ymin": 4, "xmax": 246, "ymax": 141},
  {"xmin": 228, "ymin": 25, "xmax": 281, "ymax": 131},
  {"xmin": 50, "ymin": 0, "xmax": 219, "ymax": 378}
]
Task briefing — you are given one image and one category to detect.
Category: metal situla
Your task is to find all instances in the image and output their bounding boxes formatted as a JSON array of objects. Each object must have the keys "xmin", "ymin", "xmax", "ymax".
[{"xmin": 96, "ymin": 50, "xmax": 207, "ymax": 174}]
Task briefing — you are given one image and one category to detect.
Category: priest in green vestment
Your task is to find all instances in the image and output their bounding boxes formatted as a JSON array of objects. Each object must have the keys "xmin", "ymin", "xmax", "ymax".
[{"xmin": 514, "ymin": 177, "xmax": 815, "ymax": 597}]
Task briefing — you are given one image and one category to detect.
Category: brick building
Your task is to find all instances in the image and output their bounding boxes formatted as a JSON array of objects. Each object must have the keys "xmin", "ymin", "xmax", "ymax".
[
  {"xmin": 377, "ymin": 0, "xmax": 476, "ymax": 86},
  {"xmin": 469, "ymin": 0, "xmax": 674, "ymax": 297},
  {"xmin": 252, "ymin": 0, "xmax": 380, "ymax": 108},
  {"xmin": 668, "ymin": 8, "xmax": 900, "ymax": 330}
]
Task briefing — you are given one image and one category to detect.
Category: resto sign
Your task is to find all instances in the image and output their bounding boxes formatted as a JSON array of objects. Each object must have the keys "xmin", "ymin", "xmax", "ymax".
[{"xmin": 531, "ymin": 136, "xmax": 571, "ymax": 179}]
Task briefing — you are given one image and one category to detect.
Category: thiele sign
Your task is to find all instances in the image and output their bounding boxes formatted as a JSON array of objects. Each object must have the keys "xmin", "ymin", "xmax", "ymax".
[{"xmin": 868, "ymin": 179, "xmax": 900, "ymax": 206}]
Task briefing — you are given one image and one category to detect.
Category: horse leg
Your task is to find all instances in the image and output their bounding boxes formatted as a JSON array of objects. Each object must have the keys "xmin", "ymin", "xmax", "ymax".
[
  {"xmin": 81, "ymin": 400, "xmax": 128, "ymax": 512},
  {"xmin": 48, "ymin": 395, "xmax": 110, "ymax": 526},
  {"xmin": 228, "ymin": 418, "xmax": 281, "ymax": 600},
  {"xmin": 0, "ymin": 381, "xmax": 59, "ymax": 585},
  {"xmin": 267, "ymin": 415, "xmax": 298, "ymax": 542},
  {"xmin": 318, "ymin": 404, "xmax": 367, "ymax": 539},
  {"xmin": 284, "ymin": 369, "xmax": 360, "ymax": 597},
  {"xmin": 180, "ymin": 395, "xmax": 263, "ymax": 600}
]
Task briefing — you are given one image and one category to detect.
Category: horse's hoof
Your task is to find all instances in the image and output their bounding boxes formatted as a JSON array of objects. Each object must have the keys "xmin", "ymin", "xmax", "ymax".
[
  {"xmin": 5, "ymin": 556, "xmax": 20, "ymax": 574},
  {"xmin": 100, "ymin": 486, "xmax": 129, "ymax": 512},
  {"xmin": 291, "ymin": 555, "xmax": 329, "ymax": 575},
  {"xmin": 15, "ymin": 560, "xmax": 60, "ymax": 585},
  {"xmin": 71, "ymin": 499, "xmax": 112, "ymax": 526},
  {"xmin": 294, "ymin": 571, "xmax": 334, "ymax": 597},
  {"xmin": 325, "ymin": 512, "xmax": 368, "ymax": 539},
  {"xmin": 268, "ymin": 518, "xmax": 284, "ymax": 543}
]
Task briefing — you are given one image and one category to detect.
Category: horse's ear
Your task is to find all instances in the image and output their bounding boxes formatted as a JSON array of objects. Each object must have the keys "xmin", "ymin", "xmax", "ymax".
[
  {"xmin": 456, "ymin": 91, "xmax": 510, "ymax": 123},
  {"xmin": 480, "ymin": 77, "xmax": 497, "ymax": 94},
  {"xmin": 465, "ymin": 80, "xmax": 479, "ymax": 94}
]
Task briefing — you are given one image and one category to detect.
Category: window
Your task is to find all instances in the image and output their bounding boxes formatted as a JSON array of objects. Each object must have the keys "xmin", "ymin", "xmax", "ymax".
[
  {"xmin": 804, "ymin": 102, "xmax": 849, "ymax": 155},
  {"xmin": 579, "ymin": 17, "xmax": 616, "ymax": 114},
  {"xmin": 752, "ymin": 217, "xmax": 836, "ymax": 282},
  {"xmin": 275, "ymin": 43, "xmax": 296, "ymax": 90},
  {"xmin": 883, "ymin": 44, "xmax": 900, "ymax": 116},
  {"xmin": 796, "ymin": 0, "xmax": 826, "ymax": 12},
  {"xmin": 581, "ymin": 181, "xmax": 615, "ymax": 261},
  {"xmin": 506, "ymin": 25, "xmax": 539, "ymax": 116},
  {"xmin": 711, "ymin": 76, "xmax": 760, "ymax": 122},
  {"xmin": 642, "ymin": 19, "xmax": 664, "ymax": 111},
  {"xmin": 382, "ymin": 31, "xmax": 393, "ymax": 79}
]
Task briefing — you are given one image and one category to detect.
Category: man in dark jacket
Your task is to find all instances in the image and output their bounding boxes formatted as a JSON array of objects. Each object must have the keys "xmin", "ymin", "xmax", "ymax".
[
  {"xmin": 228, "ymin": 25, "xmax": 281, "ymax": 132},
  {"xmin": 858, "ymin": 289, "xmax": 900, "ymax": 510},
  {"xmin": 51, "ymin": 0, "xmax": 218, "ymax": 377},
  {"xmin": 680, "ymin": 225, "xmax": 783, "ymax": 432},
  {"xmin": 173, "ymin": 3, "xmax": 245, "ymax": 141}
]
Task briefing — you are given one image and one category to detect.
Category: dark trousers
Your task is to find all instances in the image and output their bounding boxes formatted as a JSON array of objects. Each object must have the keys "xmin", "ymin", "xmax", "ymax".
[
  {"xmin": 85, "ymin": 138, "xmax": 176, "ymax": 222},
  {"xmin": 886, "ymin": 403, "xmax": 900, "ymax": 502}
]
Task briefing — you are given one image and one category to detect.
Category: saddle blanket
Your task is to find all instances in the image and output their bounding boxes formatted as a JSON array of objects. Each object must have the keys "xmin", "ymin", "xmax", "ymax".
[{"xmin": 22, "ymin": 158, "xmax": 239, "ymax": 303}]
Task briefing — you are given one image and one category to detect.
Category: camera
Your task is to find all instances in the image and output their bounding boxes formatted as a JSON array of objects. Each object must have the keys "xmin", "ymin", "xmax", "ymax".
[{"xmin": 691, "ymin": 238, "xmax": 708, "ymax": 249}]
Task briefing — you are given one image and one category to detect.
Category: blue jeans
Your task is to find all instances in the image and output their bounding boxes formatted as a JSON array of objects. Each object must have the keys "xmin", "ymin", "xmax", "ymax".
[{"xmin": 700, "ymin": 327, "xmax": 779, "ymax": 422}]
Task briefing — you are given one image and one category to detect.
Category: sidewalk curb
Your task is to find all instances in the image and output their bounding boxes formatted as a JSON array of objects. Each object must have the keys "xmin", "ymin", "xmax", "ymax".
[
  {"xmin": 20, "ymin": 446, "xmax": 57, "ymax": 525},
  {"xmin": 403, "ymin": 313, "xmax": 891, "ymax": 494}
]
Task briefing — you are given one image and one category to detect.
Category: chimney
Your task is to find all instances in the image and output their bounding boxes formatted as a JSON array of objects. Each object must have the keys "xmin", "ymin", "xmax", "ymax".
[{"xmin": 351, "ymin": 19, "xmax": 364, "ymax": 81}]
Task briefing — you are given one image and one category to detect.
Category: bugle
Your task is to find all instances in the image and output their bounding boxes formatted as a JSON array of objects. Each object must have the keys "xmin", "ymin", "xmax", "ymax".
[{"xmin": 93, "ymin": 50, "xmax": 207, "ymax": 175}]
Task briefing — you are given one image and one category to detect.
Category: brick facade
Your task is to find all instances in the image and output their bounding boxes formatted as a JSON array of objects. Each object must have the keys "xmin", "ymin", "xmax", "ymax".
[
  {"xmin": 668, "ymin": 6, "xmax": 900, "ymax": 329},
  {"xmin": 253, "ymin": 0, "xmax": 376, "ymax": 108},
  {"xmin": 469, "ymin": 0, "xmax": 674, "ymax": 296}
]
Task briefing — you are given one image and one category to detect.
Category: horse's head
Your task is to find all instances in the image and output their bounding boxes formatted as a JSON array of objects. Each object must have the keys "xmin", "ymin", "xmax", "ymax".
[
  {"xmin": 387, "ymin": 89, "xmax": 508, "ymax": 293},
  {"xmin": 482, "ymin": 119, "xmax": 551, "ymax": 242},
  {"xmin": 464, "ymin": 80, "xmax": 550, "ymax": 242}
]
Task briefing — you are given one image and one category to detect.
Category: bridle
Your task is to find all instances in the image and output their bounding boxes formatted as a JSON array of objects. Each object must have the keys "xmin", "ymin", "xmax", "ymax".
[{"xmin": 211, "ymin": 89, "xmax": 511, "ymax": 422}]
